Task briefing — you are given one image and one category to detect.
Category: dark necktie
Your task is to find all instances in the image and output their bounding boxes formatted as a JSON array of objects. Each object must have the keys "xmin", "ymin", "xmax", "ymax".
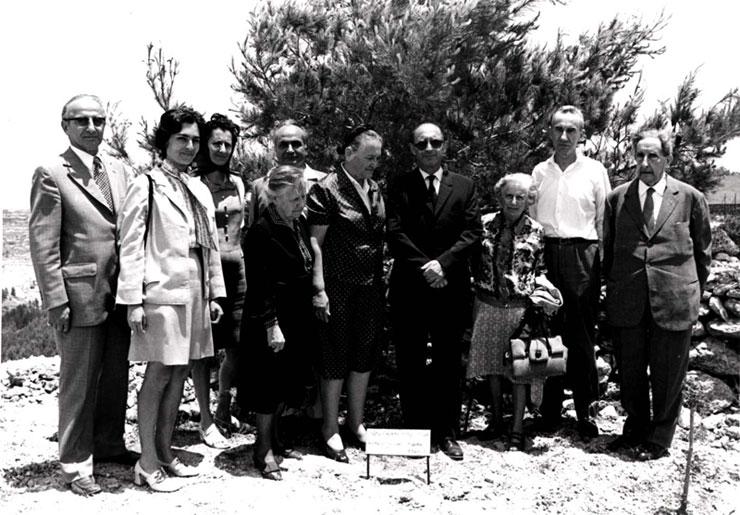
[
  {"xmin": 93, "ymin": 156, "xmax": 114, "ymax": 211},
  {"xmin": 426, "ymin": 174, "xmax": 437, "ymax": 206},
  {"xmin": 643, "ymin": 187, "xmax": 655, "ymax": 233}
]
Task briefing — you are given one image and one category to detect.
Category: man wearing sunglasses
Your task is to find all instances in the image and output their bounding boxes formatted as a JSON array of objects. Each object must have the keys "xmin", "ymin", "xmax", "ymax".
[
  {"xmin": 29, "ymin": 94, "xmax": 136, "ymax": 496},
  {"xmin": 530, "ymin": 105, "xmax": 612, "ymax": 439},
  {"xmin": 387, "ymin": 123, "xmax": 481, "ymax": 460},
  {"xmin": 247, "ymin": 120, "xmax": 326, "ymax": 226}
]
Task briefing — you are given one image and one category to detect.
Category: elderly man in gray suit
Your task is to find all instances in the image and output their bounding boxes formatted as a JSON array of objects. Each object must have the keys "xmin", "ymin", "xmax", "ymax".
[
  {"xmin": 603, "ymin": 128, "xmax": 711, "ymax": 460},
  {"xmin": 29, "ymin": 94, "xmax": 137, "ymax": 495}
]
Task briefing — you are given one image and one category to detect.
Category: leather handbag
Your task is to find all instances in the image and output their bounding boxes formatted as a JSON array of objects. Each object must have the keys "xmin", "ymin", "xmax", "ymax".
[{"xmin": 506, "ymin": 308, "xmax": 567, "ymax": 380}]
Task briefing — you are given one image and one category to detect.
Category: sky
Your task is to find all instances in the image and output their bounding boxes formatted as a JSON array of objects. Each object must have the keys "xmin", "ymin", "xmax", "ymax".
[{"xmin": 2, "ymin": 0, "xmax": 739, "ymax": 209}]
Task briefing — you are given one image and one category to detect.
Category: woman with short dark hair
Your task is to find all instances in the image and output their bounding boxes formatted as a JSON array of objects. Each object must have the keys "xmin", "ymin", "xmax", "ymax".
[{"xmin": 117, "ymin": 107, "xmax": 225, "ymax": 491}]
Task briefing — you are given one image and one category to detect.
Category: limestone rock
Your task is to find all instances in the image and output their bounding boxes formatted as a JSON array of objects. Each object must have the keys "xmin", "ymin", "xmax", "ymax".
[
  {"xmin": 689, "ymin": 337, "xmax": 740, "ymax": 377},
  {"xmin": 677, "ymin": 406, "xmax": 702, "ymax": 429},
  {"xmin": 707, "ymin": 319, "xmax": 740, "ymax": 340},
  {"xmin": 599, "ymin": 404, "xmax": 619, "ymax": 419},
  {"xmin": 701, "ymin": 413, "xmax": 725, "ymax": 431},
  {"xmin": 711, "ymin": 227, "xmax": 739, "ymax": 256},
  {"xmin": 684, "ymin": 371, "xmax": 735, "ymax": 415},
  {"xmin": 691, "ymin": 320, "xmax": 706, "ymax": 339}
]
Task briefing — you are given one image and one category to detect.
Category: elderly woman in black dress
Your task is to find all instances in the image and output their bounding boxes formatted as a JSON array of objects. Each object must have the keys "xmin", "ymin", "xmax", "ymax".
[
  {"xmin": 240, "ymin": 166, "xmax": 314, "ymax": 480},
  {"xmin": 307, "ymin": 127, "xmax": 385, "ymax": 462},
  {"xmin": 191, "ymin": 114, "xmax": 246, "ymax": 446},
  {"xmin": 467, "ymin": 173, "xmax": 560, "ymax": 451}
]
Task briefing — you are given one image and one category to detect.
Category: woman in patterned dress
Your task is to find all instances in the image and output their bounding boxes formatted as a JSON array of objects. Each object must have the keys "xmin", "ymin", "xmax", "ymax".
[{"xmin": 467, "ymin": 173, "xmax": 559, "ymax": 451}]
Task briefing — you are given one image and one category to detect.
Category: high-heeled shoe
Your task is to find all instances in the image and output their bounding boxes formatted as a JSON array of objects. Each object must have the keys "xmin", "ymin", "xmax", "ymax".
[
  {"xmin": 321, "ymin": 441, "xmax": 349, "ymax": 463},
  {"xmin": 160, "ymin": 457, "xmax": 199, "ymax": 477},
  {"xmin": 133, "ymin": 461, "xmax": 181, "ymax": 492},
  {"xmin": 253, "ymin": 451, "xmax": 283, "ymax": 481}
]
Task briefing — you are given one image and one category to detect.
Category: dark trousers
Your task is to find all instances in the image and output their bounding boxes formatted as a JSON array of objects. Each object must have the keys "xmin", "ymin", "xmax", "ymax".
[
  {"xmin": 614, "ymin": 304, "xmax": 691, "ymax": 449},
  {"xmin": 56, "ymin": 308, "xmax": 130, "ymax": 482},
  {"xmin": 391, "ymin": 282, "xmax": 467, "ymax": 441},
  {"xmin": 540, "ymin": 239, "xmax": 600, "ymax": 422}
]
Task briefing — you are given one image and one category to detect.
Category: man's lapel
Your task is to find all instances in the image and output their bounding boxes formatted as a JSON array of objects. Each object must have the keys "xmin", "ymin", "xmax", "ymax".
[
  {"xmin": 62, "ymin": 148, "xmax": 112, "ymax": 215},
  {"xmin": 623, "ymin": 179, "xmax": 649, "ymax": 238},
  {"xmin": 653, "ymin": 176, "xmax": 679, "ymax": 236},
  {"xmin": 433, "ymin": 170, "xmax": 453, "ymax": 217}
]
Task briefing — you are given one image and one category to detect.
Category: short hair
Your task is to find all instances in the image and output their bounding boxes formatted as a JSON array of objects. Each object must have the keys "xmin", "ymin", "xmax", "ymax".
[
  {"xmin": 338, "ymin": 125, "xmax": 382, "ymax": 154},
  {"xmin": 61, "ymin": 94, "xmax": 104, "ymax": 119},
  {"xmin": 270, "ymin": 119, "xmax": 308, "ymax": 146},
  {"xmin": 630, "ymin": 128, "xmax": 673, "ymax": 159},
  {"xmin": 494, "ymin": 173, "xmax": 536, "ymax": 205},
  {"xmin": 549, "ymin": 105, "xmax": 585, "ymax": 129},
  {"xmin": 154, "ymin": 106, "xmax": 206, "ymax": 159},
  {"xmin": 411, "ymin": 122, "xmax": 445, "ymax": 141},
  {"xmin": 266, "ymin": 165, "xmax": 306, "ymax": 197}
]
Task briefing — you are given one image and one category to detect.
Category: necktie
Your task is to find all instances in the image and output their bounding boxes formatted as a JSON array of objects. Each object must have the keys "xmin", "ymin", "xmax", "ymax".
[
  {"xmin": 643, "ymin": 187, "xmax": 655, "ymax": 233},
  {"xmin": 92, "ymin": 156, "xmax": 114, "ymax": 211},
  {"xmin": 426, "ymin": 175, "xmax": 437, "ymax": 206}
]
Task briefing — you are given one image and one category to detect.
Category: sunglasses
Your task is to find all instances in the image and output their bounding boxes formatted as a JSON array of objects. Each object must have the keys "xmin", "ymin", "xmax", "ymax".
[
  {"xmin": 64, "ymin": 116, "xmax": 106, "ymax": 127},
  {"xmin": 413, "ymin": 138, "xmax": 444, "ymax": 150},
  {"xmin": 277, "ymin": 139, "xmax": 304, "ymax": 150}
]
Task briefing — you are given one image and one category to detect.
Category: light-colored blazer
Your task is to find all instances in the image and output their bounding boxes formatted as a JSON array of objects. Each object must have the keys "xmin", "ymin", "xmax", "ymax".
[
  {"xmin": 603, "ymin": 175, "xmax": 711, "ymax": 331},
  {"xmin": 116, "ymin": 165, "xmax": 226, "ymax": 306},
  {"xmin": 29, "ymin": 147, "xmax": 132, "ymax": 327}
]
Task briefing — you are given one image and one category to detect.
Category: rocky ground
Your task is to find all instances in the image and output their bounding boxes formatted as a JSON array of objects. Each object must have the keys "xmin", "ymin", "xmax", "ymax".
[{"xmin": 1, "ymin": 355, "xmax": 738, "ymax": 515}]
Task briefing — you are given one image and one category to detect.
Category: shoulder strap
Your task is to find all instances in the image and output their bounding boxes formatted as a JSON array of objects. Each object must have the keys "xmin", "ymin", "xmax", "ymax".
[{"xmin": 143, "ymin": 174, "xmax": 153, "ymax": 248}]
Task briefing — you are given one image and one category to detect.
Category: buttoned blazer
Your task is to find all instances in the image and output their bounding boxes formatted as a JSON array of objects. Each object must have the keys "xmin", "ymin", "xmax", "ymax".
[
  {"xmin": 306, "ymin": 170, "xmax": 386, "ymax": 285},
  {"xmin": 29, "ymin": 147, "xmax": 132, "ymax": 326},
  {"xmin": 386, "ymin": 168, "xmax": 481, "ymax": 290},
  {"xmin": 603, "ymin": 175, "xmax": 711, "ymax": 331},
  {"xmin": 116, "ymin": 166, "xmax": 226, "ymax": 306}
]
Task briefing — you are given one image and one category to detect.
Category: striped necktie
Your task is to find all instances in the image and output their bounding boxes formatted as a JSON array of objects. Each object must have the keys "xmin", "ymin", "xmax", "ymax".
[{"xmin": 93, "ymin": 156, "xmax": 114, "ymax": 211}]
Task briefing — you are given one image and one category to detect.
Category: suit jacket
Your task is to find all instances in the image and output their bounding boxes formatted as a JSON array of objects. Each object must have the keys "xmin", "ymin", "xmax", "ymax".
[
  {"xmin": 603, "ymin": 175, "xmax": 711, "ymax": 331},
  {"xmin": 306, "ymin": 170, "xmax": 386, "ymax": 285},
  {"xmin": 387, "ymin": 168, "xmax": 481, "ymax": 292},
  {"xmin": 29, "ymin": 147, "xmax": 132, "ymax": 326},
  {"xmin": 116, "ymin": 165, "xmax": 226, "ymax": 306}
]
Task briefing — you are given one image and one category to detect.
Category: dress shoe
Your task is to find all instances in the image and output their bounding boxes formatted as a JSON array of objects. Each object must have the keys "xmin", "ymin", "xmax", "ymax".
[
  {"xmin": 94, "ymin": 450, "xmax": 140, "ymax": 466},
  {"xmin": 321, "ymin": 441, "xmax": 349, "ymax": 463},
  {"xmin": 161, "ymin": 457, "xmax": 199, "ymax": 477},
  {"xmin": 636, "ymin": 442, "xmax": 669, "ymax": 461},
  {"xmin": 577, "ymin": 419, "xmax": 600, "ymax": 439},
  {"xmin": 439, "ymin": 437, "xmax": 463, "ymax": 461},
  {"xmin": 133, "ymin": 461, "xmax": 181, "ymax": 492},
  {"xmin": 199, "ymin": 423, "xmax": 231, "ymax": 449},
  {"xmin": 69, "ymin": 476, "xmax": 101, "ymax": 496},
  {"xmin": 606, "ymin": 434, "xmax": 641, "ymax": 453}
]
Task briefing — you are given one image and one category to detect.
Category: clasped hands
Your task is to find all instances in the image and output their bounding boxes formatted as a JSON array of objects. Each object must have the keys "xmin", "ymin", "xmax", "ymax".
[
  {"xmin": 126, "ymin": 301, "xmax": 223, "ymax": 335},
  {"xmin": 421, "ymin": 260, "xmax": 447, "ymax": 288}
]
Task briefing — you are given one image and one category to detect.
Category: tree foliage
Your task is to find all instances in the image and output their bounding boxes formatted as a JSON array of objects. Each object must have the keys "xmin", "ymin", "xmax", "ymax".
[{"xmin": 230, "ymin": 0, "xmax": 740, "ymax": 206}]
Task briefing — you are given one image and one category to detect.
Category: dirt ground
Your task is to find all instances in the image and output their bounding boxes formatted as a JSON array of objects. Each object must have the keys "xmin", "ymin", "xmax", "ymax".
[{"xmin": 1, "ymin": 356, "xmax": 738, "ymax": 515}]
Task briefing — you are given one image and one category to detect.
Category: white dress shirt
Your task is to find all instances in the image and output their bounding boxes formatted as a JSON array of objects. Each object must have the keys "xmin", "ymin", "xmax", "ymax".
[
  {"xmin": 420, "ymin": 168, "xmax": 442, "ymax": 195},
  {"xmin": 531, "ymin": 152, "xmax": 611, "ymax": 241},
  {"xmin": 638, "ymin": 174, "xmax": 667, "ymax": 227},
  {"xmin": 69, "ymin": 145, "xmax": 97, "ymax": 173}
]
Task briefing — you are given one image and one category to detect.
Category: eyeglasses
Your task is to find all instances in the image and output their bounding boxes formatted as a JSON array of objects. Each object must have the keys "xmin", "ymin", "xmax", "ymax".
[
  {"xmin": 277, "ymin": 139, "xmax": 304, "ymax": 150},
  {"xmin": 413, "ymin": 138, "xmax": 444, "ymax": 150},
  {"xmin": 64, "ymin": 116, "xmax": 106, "ymax": 127}
]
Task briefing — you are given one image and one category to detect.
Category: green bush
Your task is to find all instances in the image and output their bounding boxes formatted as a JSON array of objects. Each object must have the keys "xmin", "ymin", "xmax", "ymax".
[
  {"xmin": 1, "ymin": 300, "xmax": 57, "ymax": 361},
  {"xmin": 721, "ymin": 214, "xmax": 740, "ymax": 245}
]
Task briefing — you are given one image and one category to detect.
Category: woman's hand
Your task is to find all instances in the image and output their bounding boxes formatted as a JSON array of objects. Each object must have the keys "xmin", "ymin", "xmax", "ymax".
[
  {"xmin": 313, "ymin": 290, "xmax": 330, "ymax": 323},
  {"xmin": 127, "ymin": 305, "xmax": 147, "ymax": 335},
  {"xmin": 266, "ymin": 323, "xmax": 285, "ymax": 353},
  {"xmin": 210, "ymin": 300, "xmax": 224, "ymax": 324}
]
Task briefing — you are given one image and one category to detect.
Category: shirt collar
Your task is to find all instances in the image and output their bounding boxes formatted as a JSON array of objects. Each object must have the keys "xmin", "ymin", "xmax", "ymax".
[
  {"xmin": 638, "ymin": 173, "xmax": 668, "ymax": 196},
  {"xmin": 419, "ymin": 167, "xmax": 443, "ymax": 182},
  {"xmin": 161, "ymin": 159, "xmax": 191, "ymax": 181},
  {"xmin": 341, "ymin": 164, "xmax": 369, "ymax": 192},
  {"xmin": 69, "ymin": 145, "xmax": 96, "ymax": 172}
]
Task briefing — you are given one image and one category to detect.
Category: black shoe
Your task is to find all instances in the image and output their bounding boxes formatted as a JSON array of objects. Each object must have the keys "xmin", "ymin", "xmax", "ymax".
[
  {"xmin": 69, "ymin": 476, "xmax": 102, "ymax": 496},
  {"xmin": 635, "ymin": 442, "xmax": 669, "ymax": 461},
  {"xmin": 606, "ymin": 434, "xmax": 641, "ymax": 453},
  {"xmin": 321, "ymin": 441, "xmax": 349, "ymax": 463},
  {"xmin": 439, "ymin": 438, "xmax": 463, "ymax": 461},
  {"xmin": 577, "ymin": 419, "xmax": 599, "ymax": 439},
  {"xmin": 94, "ymin": 450, "xmax": 140, "ymax": 466}
]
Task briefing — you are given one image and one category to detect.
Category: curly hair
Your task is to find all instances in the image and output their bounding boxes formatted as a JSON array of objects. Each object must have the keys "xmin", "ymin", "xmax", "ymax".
[
  {"xmin": 153, "ymin": 106, "xmax": 206, "ymax": 159},
  {"xmin": 630, "ymin": 128, "xmax": 673, "ymax": 159}
]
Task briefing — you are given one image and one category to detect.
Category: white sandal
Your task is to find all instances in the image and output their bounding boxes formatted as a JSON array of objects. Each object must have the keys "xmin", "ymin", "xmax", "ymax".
[{"xmin": 199, "ymin": 423, "xmax": 230, "ymax": 449}]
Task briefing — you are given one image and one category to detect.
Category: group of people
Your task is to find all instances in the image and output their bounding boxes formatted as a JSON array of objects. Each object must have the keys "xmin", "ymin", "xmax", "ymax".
[{"xmin": 29, "ymin": 95, "xmax": 711, "ymax": 496}]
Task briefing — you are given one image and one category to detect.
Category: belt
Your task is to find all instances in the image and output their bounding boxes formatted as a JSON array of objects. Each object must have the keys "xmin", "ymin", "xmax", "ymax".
[{"xmin": 544, "ymin": 237, "xmax": 598, "ymax": 245}]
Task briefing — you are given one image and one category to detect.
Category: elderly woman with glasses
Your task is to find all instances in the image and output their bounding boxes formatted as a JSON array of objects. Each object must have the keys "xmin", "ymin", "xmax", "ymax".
[
  {"xmin": 467, "ymin": 173, "xmax": 560, "ymax": 452},
  {"xmin": 117, "ymin": 106, "xmax": 225, "ymax": 491},
  {"xmin": 307, "ymin": 126, "xmax": 386, "ymax": 462}
]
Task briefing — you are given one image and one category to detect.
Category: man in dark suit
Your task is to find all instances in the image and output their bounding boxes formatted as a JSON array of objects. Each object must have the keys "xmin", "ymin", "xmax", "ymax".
[
  {"xmin": 29, "ymin": 94, "xmax": 136, "ymax": 495},
  {"xmin": 387, "ymin": 122, "xmax": 481, "ymax": 460},
  {"xmin": 603, "ymin": 128, "xmax": 711, "ymax": 460}
]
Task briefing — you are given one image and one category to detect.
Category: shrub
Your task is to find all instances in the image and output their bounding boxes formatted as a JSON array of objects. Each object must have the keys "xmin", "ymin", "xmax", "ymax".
[{"xmin": 1, "ymin": 300, "xmax": 57, "ymax": 361}]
